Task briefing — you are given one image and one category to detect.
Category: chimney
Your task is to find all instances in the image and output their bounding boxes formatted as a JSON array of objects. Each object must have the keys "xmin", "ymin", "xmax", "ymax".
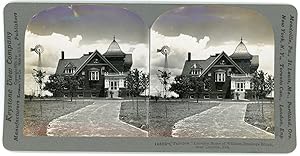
[
  {"xmin": 188, "ymin": 52, "xmax": 191, "ymax": 61},
  {"xmin": 89, "ymin": 52, "xmax": 93, "ymax": 55},
  {"xmin": 61, "ymin": 51, "xmax": 64, "ymax": 60}
]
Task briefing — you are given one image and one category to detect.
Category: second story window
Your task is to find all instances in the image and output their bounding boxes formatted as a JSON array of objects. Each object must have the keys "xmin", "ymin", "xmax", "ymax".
[
  {"xmin": 190, "ymin": 69, "xmax": 202, "ymax": 75},
  {"xmin": 64, "ymin": 67, "xmax": 76, "ymax": 74},
  {"xmin": 215, "ymin": 71, "xmax": 226, "ymax": 82},
  {"xmin": 89, "ymin": 71, "xmax": 99, "ymax": 80}
]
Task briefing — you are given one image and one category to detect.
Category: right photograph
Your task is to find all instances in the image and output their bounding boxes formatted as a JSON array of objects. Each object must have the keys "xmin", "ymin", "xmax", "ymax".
[{"xmin": 149, "ymin": 5, "xmax": 275, "ymax": 139}]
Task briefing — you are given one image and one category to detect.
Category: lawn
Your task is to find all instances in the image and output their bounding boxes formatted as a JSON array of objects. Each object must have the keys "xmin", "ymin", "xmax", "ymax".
[
  {"xmin": 244, "ymin": 101, "xmax": 274, "ymax": 134},
  {"xmin": 119, "ymin": 100, "xmax": 219, "ymax": 137},
  {"xmin": 23, "ymin": 99, "xmax": 93, "ymax": 136}
]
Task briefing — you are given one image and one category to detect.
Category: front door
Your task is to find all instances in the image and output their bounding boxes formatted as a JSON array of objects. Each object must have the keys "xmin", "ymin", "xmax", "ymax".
[
  {"xmin": 109, "ymin": 80, "xmax": 119, "ymax": 98},
  {"xmin": 235, "ymin": 82, "xmax": 245, "ymax": 100}
]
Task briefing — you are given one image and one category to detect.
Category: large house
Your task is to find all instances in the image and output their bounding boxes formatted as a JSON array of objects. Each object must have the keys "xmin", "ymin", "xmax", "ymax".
[
  {"xmin": 181, "ymin": 38, "xmax": 259, "ymax": 100},
  {"xmin": 55, "ymin": 37, "xmax": 132, "ymax": 98}
]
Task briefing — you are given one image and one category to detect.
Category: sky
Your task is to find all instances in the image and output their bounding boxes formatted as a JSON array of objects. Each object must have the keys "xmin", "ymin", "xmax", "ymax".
[
  {"xmin": 150, "ymin": 5, "xmax": 274, "ymax": 96},
  {"xmin": 25, "ymin": 5, "xmax": 148, "ymax": 95}
]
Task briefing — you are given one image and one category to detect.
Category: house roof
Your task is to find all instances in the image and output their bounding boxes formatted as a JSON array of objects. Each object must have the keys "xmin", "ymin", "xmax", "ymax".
[
  {"xmin": 201, "ymin": 51, "xmax": 246, "ymax": 76},
  {"xmin": 181, "ymin": 51, "xmax": 246, "ymax": 76},
  {"xmin": 103, "ymin": 37, "xmax": 126, "ymax": 56},
  {"xmin": 73, "ymin": 50, "xmax": 120, "ymax": 75},
  {"xmin": 230, "ymin": 39, "xmax": 253, "ymax": 60},
  {"xmin": 55, "ymin": 55, "xmax": 89, "ymax": 75},
  {"xmin": 181, "ymin": 55, "xmax": 217, "ymax": 75}
]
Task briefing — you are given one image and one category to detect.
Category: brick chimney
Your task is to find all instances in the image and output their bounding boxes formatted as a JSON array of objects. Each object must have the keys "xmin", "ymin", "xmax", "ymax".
[
  {"xmin": 188, "ymin": 52, "xmax": 191, "ymax": 61},
  {"xmin": 61, "ymin": 51, "xmax": 64, "ymax": 60}
]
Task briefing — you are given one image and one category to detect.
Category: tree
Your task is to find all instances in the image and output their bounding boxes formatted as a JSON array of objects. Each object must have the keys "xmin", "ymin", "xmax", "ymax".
[
  {"xmin": 265, "ymin": 74, "xmax": 274, "ymax": 98},
  {"xmin": 125, "ymin": 69, "xmax": 148, "ymax": 117},
  {"xmin": 251, "ymin": 70, "xmax": 274, "ymax": 120},
  {"xmin": 32, "ymin": 69, "xmax": 46, "ymax": 117},
  {"xmin": 170, "ymin": 75, "xmax": 191, "ymax": 99},
  {"xmin": 190, "ymin": 76, "xmax": 205, "ymax": 103},
  {"xmin": 141, "ymin": 73, "xmax": 150, "ymax": 101},
  {"xmin": 203, "ymin": 77, "xmax": 212, "ymax": 103},
  {"xmin": 63, "ymin": 75, "xmax": 82, "ymax": 102},
  {"xmin": 32, "ymin": 69, "xmax": 46, "ymax": 97},
  {"xmin": 157, "ymin": 70, "xmax": 171, "ymax": 98},
  {"xmin": 44, "ymin": 74, "xmax": 64, "ymax": 98}
]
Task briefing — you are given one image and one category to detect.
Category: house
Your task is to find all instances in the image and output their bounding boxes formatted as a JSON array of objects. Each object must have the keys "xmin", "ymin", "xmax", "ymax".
[
  {"xmin": 55, "ymin": 37, "xmax": 132, "ymax": 98},
  {"xmin": 181, "ymin": 38, "xmax": 259, "ymax": 100}
]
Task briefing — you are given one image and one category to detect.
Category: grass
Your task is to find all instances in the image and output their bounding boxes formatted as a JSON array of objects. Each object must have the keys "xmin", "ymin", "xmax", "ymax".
[
  {"xmin": 244, "ymin": 101, "xmax": 274, "ymax": 134},
  {"xmin": 23, "ymin": 99, "xmax": 93, "ymax": 136},
  {"xmin": 119, "ymin": 99, "xmax": 219, "ymax": 137},
  {"xmin": 119, "ymin": 99, "xmax": 148, "ymax": 131}
]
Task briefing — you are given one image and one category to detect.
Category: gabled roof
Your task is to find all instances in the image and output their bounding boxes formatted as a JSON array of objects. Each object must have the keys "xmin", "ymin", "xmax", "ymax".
[
  {"xmin": 182, "ymin": 51, "xmax": 246, "ymax": 76},
  {"xmin": 201, "ymin": 51, "xmax": 246, "ymax": 76},
  {"xmin": 55, "ymin": 55, "xmax": 89, "ymax": 74},
  {"xmin": 181, "ymin": 56, "xmax": 216, "ymax": 75},
  {"xmin": 103, "ymin": 37, "xmax": 126, "ymax": 56},
  {"xmin": 73, "ymin": 50, "xmax": 120, "ymax": 76}
]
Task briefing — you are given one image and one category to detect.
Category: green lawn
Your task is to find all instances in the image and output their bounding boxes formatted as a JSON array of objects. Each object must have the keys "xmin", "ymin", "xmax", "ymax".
[
  {"xmin": 244, "ymin": 101, "xmax": 274, "ymax": 134},
  {"xmin": 24, "ymin": 99, "xmax": 93, "ymax": 136},
  {"xmin": 119, "ymin": 100, "xmax": 219, "ymax": 137}
]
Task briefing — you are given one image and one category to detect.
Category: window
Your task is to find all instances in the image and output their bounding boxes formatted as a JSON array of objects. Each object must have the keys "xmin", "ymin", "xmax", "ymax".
[
  {"xmin": 89, "ymin": 71, "xmax": 99, "ymax": 80},
  {"xmin": 215, "ymin": 72, "xmax": 226, "ymax": 82},
  {"xmin": 204, "ymin": 83, "xmax": 208, "ymax": 90},
  {"xmin": 190, "ymin": 69, "xmax": 201, "ymax": 75},
  {"xmin": 204, "ymin": 95, "xmax": 210, "ymax": 99},
  {"xmin": 236, "ymin": 82, "xmax": 245, "ymax": 91},
  {"xmin": 217, "ymin": 95, "xmax": 223, "ymax": 99},
  {"xmin": 91, "ymin": 93, "xmax": 96, "ymax": 98},
  {"xmin": 78, "ymin": 93, "xmax": 83, "ymax": 98},
  {"xmin": 64, "ymin": 67, "xmax": 76, "ymax": 74}
]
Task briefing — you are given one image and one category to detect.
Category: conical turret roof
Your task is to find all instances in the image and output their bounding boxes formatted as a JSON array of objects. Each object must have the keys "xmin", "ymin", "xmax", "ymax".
[
  {"xmin": 230, "ymin": 37, "xmax": 253, "ymax": 60},
  {"xmin": 103, "ymin": 36, "xmax": 126, "ymax": 56}
]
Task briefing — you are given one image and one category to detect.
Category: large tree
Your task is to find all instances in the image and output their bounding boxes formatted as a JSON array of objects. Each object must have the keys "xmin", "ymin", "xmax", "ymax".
[
  {"xmin": 63, "ymin": 75, "xmax": 82, "ymax": 102},
  {"xmin": 169, "ymin": 75, "xmax": 190, "ymax": 99},
  {"xmin": 44, "ymin": 74, "xmax": 64, "ymax": 97},
  {"xmin": 251, "ymin": 70, "xmax": 274, "ymax": 119},
  {"xmin": 190, "ymin": 76, "xmax": 205, "ymax": 103},
  {"xmin": 125, "ymin": 68, "xmax": 148, "ymax": 117}
]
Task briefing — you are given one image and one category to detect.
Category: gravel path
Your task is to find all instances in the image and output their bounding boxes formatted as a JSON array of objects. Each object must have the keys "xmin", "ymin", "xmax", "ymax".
[
  {"xmin": 47, "ymin": 100, "xmax": 148, "ymax": 137},
  {"xmin": 172, "ymin": 101, "xmax": 274, "ymax": 139}
]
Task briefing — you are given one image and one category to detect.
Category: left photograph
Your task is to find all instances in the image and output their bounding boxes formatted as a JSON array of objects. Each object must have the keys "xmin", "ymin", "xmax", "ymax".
[{"xmin": 24, "ymin": 5, "xmax": 149, "ymax": 137}]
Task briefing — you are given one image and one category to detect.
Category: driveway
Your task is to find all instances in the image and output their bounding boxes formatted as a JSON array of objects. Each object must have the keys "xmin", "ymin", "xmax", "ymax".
[
  {"xmin": 47, "ymin": 100, "xmax": 148, "ymax": 137},
  {"xmin": 172, "ymin": 101, "xmax": 274, "ymax": 139}
]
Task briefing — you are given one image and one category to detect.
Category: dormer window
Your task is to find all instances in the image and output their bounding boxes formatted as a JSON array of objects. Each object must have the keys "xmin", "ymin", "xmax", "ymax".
[
  {"xmin": 64, "ymin": 62, "xmax": 76, "ymax": 74},
  {"xmin": 190, "ymin": 63, "xmax": 202, "ymax": 75},
  {"xmin": 64, "ymin": 67, "xmax": 76, "ymax": 74},
  {"xmin": 190, "ymin": 69, "xmax": 201, "ymax": 75}
]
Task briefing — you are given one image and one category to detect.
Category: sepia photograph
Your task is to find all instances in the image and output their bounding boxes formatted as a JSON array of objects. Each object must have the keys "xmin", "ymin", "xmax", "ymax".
[
  {"xmin": 149, "ymin": 5, "xmax": 275, "ymax": 139},
  {"xmin": 23, "ymin": 5, "xmax": 275, "ymax": 139},
  {"xmin": 24, "ymin": 5, "xmax": 149, "ymax": 137}
]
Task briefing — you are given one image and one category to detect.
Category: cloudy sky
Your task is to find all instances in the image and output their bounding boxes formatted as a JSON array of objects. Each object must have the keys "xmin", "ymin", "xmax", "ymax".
[
  {"xmin": 150, "ymin": 5, "xmax": 274, "ymax": 96},
  {"xmin": 25, "ymin": 5, "xmax": 148, "ymax": 95}
]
